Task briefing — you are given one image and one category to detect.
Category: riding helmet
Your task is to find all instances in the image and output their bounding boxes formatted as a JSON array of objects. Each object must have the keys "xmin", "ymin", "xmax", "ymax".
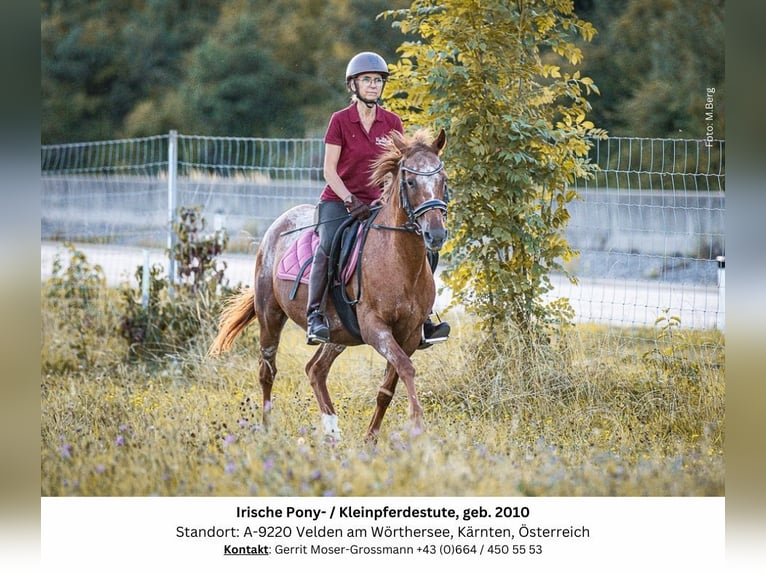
[{"xmin": 345, "ymin": 52, "xmax": 389, "ymax": 82}]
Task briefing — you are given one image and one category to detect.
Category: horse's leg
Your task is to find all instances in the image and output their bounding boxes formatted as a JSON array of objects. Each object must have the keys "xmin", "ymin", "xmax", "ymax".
[
  {"xmin": 363, "ymin": 328, "xmax": 423, "ymax": 436},
  {"xmin": 305, "ymin": 343, "xmax": 346, "ymax": 441},
  {"xmin": 365, "ymin": 362, "xmax": 399, "ymax": 442},
  {"xmin": 256, "ymin": 288, "xmax": 288, "ymax": 428}
]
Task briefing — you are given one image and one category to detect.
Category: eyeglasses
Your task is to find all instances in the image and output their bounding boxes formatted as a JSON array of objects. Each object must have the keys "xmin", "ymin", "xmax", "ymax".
[{"xmin": 357, "ymin": 76, "xmax": 385, "ymax": 86}]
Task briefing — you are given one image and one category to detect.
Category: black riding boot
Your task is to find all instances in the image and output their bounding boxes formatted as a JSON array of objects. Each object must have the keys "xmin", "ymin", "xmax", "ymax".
[
  {"xmin": 420, "ymin": 250, "xmax": 451, "ymax": 349},
  {"xmin": 306, "ymin": 246, "xmax": 331, "ymax": 345}
]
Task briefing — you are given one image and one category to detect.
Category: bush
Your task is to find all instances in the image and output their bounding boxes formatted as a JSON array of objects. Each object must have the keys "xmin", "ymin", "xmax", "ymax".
[
  {"xmin": 118, "ymin": 206, "xmax": 236, "ymax": 360},
  {"xmin": 43, "ymin": 242, "xmax": 114, "ymax": 372}
]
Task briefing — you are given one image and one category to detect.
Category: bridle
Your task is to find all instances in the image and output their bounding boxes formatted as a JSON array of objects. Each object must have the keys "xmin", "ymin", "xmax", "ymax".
[
  {"xmin": 372, "ymin": 158, "xmax": 449, "ymax": 235},
  {"xmin": 342, "ymin": 156, "xmax": 450, "ymax": 306}
]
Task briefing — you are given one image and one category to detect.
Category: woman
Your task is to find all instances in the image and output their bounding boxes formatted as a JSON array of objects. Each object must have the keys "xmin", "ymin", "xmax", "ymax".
[{"xmin": 306, "ymin": 51, "xmax": 450, "ymax": 348}]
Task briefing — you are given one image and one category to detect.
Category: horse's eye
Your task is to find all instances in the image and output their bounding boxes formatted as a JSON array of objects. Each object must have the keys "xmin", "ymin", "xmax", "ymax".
[{"xmin": 406, "ymin": 178, "xmax": 416, "ymax": 188}]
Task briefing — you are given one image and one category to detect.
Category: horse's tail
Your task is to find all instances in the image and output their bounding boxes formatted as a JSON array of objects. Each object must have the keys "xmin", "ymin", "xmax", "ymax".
[{"xmin": 208, "ymin": 287, "xmax": 256, "ymax": 357}]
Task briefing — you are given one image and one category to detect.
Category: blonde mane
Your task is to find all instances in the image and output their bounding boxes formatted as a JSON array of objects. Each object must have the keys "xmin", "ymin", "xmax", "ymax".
[{"xmin": 370, "ymin": 129, "xmax": 440, "ymax": 203}]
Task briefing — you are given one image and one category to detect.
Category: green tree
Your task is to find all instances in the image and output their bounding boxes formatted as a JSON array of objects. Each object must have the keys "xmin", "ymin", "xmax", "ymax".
[
  {"xmin": 41, "ymin": 6, "xmax": 122, "ymax": 142},
  {"xmin": 383, "ymin": 0, "xmax": 605, "ymax": 338},
  {"xmin": 41, "ymin": 0, "xmax": 411, "ymax": 141},
  {"xmin": 118, "ymin": 0, "xmax": 222, "ymax": 137},
  {"xmin": 179, "ymin": 2, "xmax": 295, "ymax": 136},
  {"xmin": 579, "ymin": 0, "xmax": 724, "ymax": 137},
  {"xmin": 41, "ymin": 0, "xmax": 222, "ymax": 142},
  {"xmin": 250, "ymin": 0, "xmax": 412, "ymax": 135}
]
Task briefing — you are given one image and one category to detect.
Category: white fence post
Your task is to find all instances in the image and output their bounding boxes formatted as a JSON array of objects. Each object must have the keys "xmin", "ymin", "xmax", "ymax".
[
  {"xmin": 141, "ymin": 249, "xmax": 151, "ymax": 308},
  {"xmin": 167, "ymin": 130, "xmax": 178, "ymax": 298},
  {"xmin": 716, "ymin": 255, "xmax": 725, "ymax": 330}
]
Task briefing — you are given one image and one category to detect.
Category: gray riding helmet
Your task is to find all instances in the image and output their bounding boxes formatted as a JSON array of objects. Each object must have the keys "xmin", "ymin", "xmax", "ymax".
[{"xmin": 345, "ymin": 52, "xmax": 390, "ymax": 82}]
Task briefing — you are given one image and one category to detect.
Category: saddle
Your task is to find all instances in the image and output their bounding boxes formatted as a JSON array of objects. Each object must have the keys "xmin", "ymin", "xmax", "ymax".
[{"xmin": 276, "ymin": 215, "xmax": 377, "ymax": 342}]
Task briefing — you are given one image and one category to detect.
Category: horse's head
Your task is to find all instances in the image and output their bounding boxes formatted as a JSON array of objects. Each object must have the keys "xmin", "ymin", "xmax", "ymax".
[{"xmin": 371, "ymin": 128, "xmax": 449, "ymax": 252}]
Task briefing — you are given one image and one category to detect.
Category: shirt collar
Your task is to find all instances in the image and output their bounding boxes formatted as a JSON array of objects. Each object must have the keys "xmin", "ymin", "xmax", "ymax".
[{"xmin": 349, "ymin": 102, "xmax": 378, "ymax": 123}]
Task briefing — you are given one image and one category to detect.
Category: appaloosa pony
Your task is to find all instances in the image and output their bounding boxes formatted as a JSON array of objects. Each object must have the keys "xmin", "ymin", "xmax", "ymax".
[{"xmin": 208, "ymin": 128, "xmax": 449, "ymax": 442}]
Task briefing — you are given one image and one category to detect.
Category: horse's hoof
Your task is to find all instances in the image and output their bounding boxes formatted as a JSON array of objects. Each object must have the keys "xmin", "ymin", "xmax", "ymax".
[{"xmin": 321, "ymin": 413, "xmax": 342, "ymax": 443}]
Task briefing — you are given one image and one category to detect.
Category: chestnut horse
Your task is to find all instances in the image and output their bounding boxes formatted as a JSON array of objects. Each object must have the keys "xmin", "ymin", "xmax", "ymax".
[{"xmin": 208, "ymin": 128, "xmax": 449, "ymax": 442}]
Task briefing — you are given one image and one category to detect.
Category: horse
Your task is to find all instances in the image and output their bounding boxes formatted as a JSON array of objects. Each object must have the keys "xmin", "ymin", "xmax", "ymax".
[{"xmin": 208, "ymin": 128, "xmax": 449, "ymax": 442}]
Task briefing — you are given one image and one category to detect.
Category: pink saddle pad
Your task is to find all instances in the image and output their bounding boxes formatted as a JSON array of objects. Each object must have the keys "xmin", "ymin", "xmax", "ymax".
[{"xmin": 276, "ymin": 229, "xmax": 360, "ymax": 285}]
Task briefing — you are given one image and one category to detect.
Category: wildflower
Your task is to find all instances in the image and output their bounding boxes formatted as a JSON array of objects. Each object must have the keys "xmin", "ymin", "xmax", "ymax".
[
  {"xmin": 223, "ymin": 433, "xmax": 237, "ymax": 446},
  {"xmin": 94, "ymin": 464, "xmax": 105, "ymax": 474},
  {"xmin": 115, "ymin": 435, "xmax": 124, "ymax": 446},
  {"xmin": 59, "ymin": 443, "xmax": 72, "ymax": 460},
  {"xmin": 225, "ymin": 462, "xmax": 237, "ymax": 474}
]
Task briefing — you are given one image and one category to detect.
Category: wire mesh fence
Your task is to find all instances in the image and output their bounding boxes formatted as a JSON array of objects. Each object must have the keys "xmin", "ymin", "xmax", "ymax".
[
  {"xmin": 558, "ymin": 137, "xmax": 725, "ymax": 331},
  {"xmin": 41, "ymin": 132, "xmax": 725, "ymax": 334}
]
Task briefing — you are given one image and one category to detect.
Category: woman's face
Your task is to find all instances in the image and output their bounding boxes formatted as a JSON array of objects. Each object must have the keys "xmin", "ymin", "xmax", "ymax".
[{"xmin": 352, "ymin": 73, "xmax": 385, "ymax": 99}]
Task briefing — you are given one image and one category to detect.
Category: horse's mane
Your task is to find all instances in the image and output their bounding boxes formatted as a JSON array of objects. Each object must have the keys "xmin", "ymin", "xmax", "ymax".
[{"xmin": 370, "ymin": 129, "xmax": 440, "ymax": 203}]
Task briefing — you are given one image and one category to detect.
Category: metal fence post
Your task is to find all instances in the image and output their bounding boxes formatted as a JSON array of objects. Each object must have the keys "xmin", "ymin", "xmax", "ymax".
[
  {"xmin": 716, "ymin": 255, "xmax": 725, "ymax": 331},
  {"xmin": 167, "ymin": 130, "xmax": 178, "ymax": 298}
]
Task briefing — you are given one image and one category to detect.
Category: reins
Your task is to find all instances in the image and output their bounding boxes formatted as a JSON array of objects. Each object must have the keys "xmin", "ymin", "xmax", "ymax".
[
  {"xmin": 343, "ymin": 156, "xmax": 449, "ymax": 308},
  {"xmin": 280, "ymin": 212, "xmax": 373, "ymax": 237}
]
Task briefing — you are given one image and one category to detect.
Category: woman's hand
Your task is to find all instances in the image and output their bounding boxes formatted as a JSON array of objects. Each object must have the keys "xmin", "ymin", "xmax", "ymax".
[{"xmin": 344, "ymin": 195, "xmax": 371, "ymax": 221}]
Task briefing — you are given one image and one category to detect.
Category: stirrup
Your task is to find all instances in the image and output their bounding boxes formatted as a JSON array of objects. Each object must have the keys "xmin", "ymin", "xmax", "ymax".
[
  {"xmin": 306, "ymin": 312, "xmax": 330, "ymax": 345},
  {"xmin": 418, "ymin": 320, "xmax": 450, "ymax": 350}
]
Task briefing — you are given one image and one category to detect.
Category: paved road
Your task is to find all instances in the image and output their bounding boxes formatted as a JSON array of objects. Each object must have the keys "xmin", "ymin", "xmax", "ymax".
[{"xmin": 41, "ymin": 242, "xmax": 724, "ymax": 331}]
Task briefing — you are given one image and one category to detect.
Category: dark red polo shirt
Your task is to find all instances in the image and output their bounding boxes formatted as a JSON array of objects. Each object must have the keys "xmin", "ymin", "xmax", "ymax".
[{"xmin": 320, "ymin": 103, "xmax": 404, "ymax": 204}]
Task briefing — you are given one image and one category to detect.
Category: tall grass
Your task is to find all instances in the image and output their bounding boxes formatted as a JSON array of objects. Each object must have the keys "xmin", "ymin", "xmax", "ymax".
[{"xmin": 41, "ymin": 281, "xmax": 724, "ymax": 497}]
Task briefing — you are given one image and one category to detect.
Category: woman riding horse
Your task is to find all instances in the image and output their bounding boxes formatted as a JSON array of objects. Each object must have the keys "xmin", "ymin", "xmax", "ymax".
[
  {"xmin": 306, "ymin": 51, "xmax": 449, "ymax": 349},
  {"xmin": 209, "ymin": 127, "xmax": 451, "ymax": 441}
]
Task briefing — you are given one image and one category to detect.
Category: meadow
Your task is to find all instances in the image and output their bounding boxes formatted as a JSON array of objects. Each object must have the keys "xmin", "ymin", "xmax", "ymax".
[{"xmin": 41, "ymin": 276, "xmax": 724, "ymax": 497}]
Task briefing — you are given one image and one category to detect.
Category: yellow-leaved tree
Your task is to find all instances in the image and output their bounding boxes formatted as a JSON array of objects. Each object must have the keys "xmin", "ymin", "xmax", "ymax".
[{"xmin": 382, "ymin": 0, "xmax": 607, "ymax": 339}]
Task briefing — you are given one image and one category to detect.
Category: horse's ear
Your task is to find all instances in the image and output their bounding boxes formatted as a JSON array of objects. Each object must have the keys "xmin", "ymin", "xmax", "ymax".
[
  {"xmin": 433, "ymin": 128, "xmax": 446, "ymax": 154},
  {"xmin": 390, "ymin": 130, "xmax": 407, "ymax": 152}
]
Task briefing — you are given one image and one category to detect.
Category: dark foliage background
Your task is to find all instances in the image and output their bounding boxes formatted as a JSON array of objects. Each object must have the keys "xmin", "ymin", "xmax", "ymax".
[{"xmin": 41, "ymin": 0, "xmax": 724, "ymax": 143}]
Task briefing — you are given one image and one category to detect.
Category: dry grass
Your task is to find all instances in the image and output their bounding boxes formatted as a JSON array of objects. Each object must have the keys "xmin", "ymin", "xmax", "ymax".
[{"xmin": 41, "ymin": 298, "xmax": 724, "ymax": 497}]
